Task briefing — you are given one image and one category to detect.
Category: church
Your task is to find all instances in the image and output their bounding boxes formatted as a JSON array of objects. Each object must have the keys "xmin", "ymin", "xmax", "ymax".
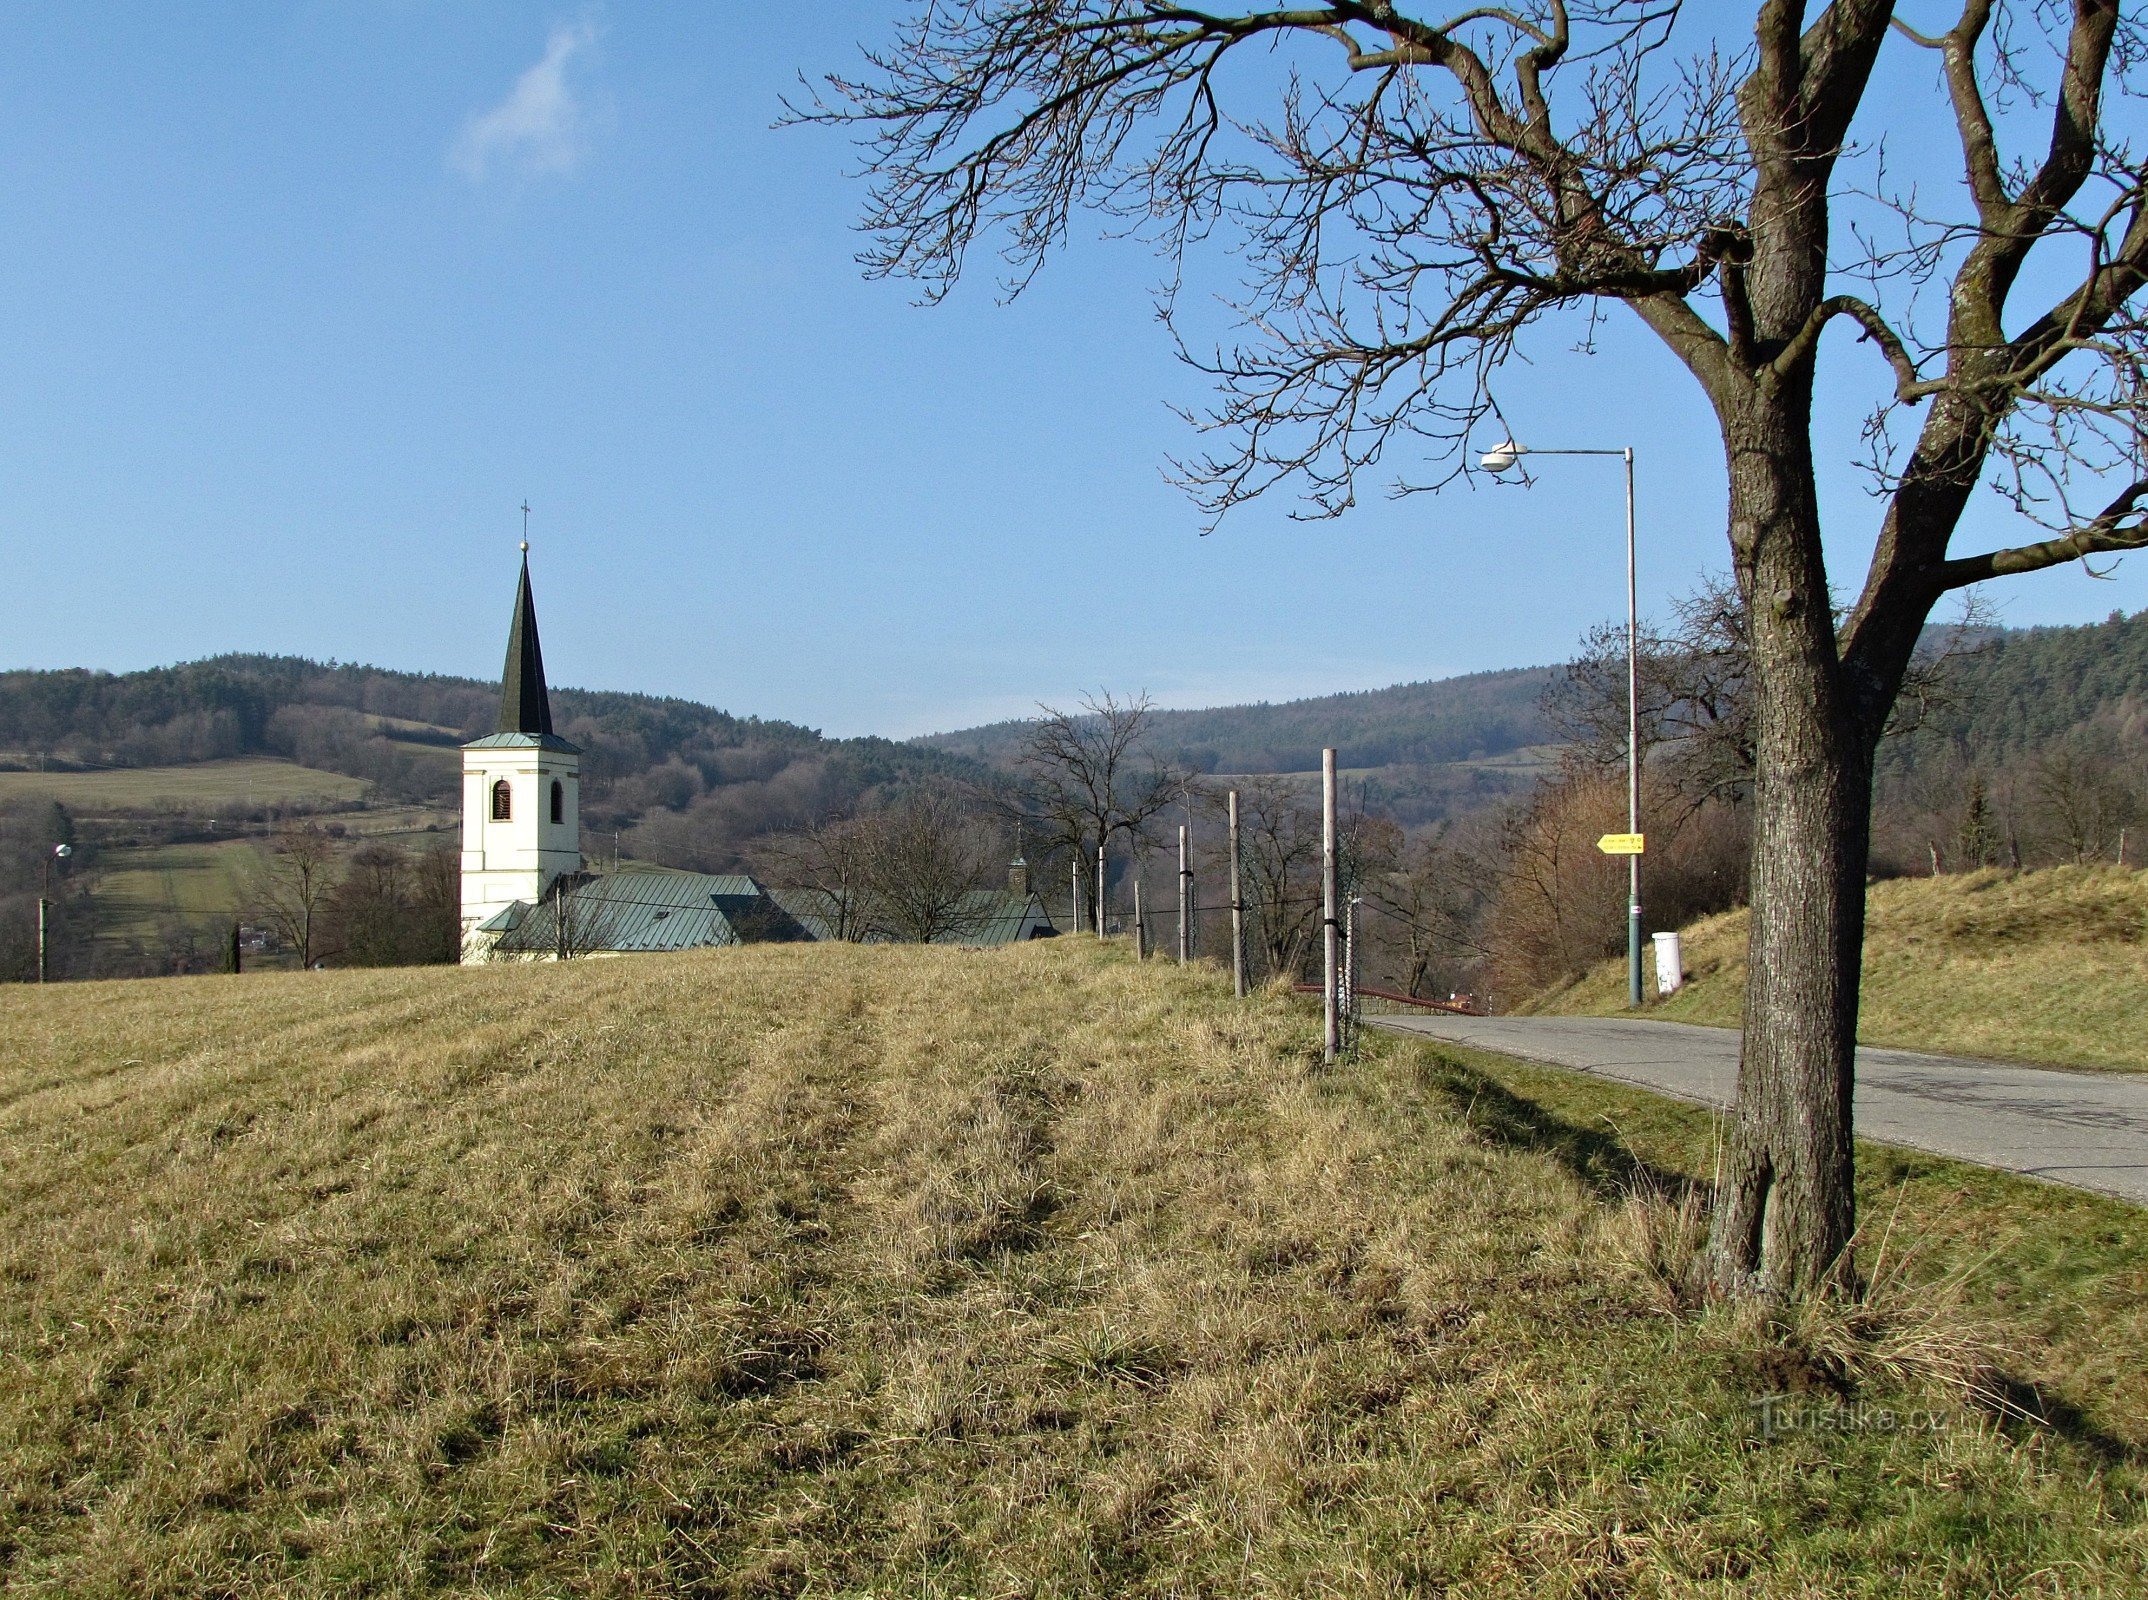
[{"xmin": 458, "ymin": 550, "xmax": 1056, "ymax": 963}]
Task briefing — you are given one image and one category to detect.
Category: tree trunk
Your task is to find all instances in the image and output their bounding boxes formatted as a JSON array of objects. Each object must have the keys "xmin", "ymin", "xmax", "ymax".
[{"xmin": 1709, "ymin": 401, "xmax": 1869, "ymax": 1299}]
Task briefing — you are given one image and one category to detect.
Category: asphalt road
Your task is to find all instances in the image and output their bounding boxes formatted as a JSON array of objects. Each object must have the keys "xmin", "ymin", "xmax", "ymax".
[{"xmin": 1370, "ymin": 1013, "xmax": 2148, "ymax": 1206}]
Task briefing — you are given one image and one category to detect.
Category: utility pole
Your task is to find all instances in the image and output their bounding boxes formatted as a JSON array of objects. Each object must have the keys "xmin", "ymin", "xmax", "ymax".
[
  {"xmin": 1228, "ymin": 789, "xmax": 1246, "ymax": 998},
  {"xmin": 1182, "ymin": 784, "xmax": 1198, "ymax": 953},
  {"xmin": 38, "ymin": 843, "xmax": 71, "ymax": 985},
  {"xmin": 1177, "ymin": 825, "xmax": 1191, "ymax": 964},
  {"xmin": 1133, "ymin": 879, "xmax": 1146, "ymax": 960},
  {"xmin": 1097, "ymin": 844, "xmax": 1107, "ymax": 940},
  {"xmin": 1322, "ymin": 748, "xmax": 1339, "ymax": 1064}
]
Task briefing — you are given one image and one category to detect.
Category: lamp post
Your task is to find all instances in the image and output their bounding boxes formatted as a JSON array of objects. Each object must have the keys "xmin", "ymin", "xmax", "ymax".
[
  {"xmin": 1482, "ymin": 440, "xmax": 1643, "ymax": 1009},
  {"xmin": 39, "ymin": 842, "xmax": 73, "ymax": 985}
]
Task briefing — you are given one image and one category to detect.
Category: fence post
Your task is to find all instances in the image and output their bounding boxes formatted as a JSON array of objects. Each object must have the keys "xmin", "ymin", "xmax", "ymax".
[
  {"xmin": 1072, "ymin": 856, "xmax": 1082, "ymax": 935},
  {"xmin": 1097, "ymin": 844, "xmax": 1107, "ymax": 940},
  {"xmin": 1341, "ymin": 894, "xmax": 1357, "ymax": 1056},
  {"xmin": 1178, "ymin": 825, "xmax": 1191, "ymax": 964},
  {"xmin": 1322, "ymin": 748, "xmax": 1339, "ymax": 1064},
  {"xmin": 1133, "ymin": 879, "xmax": 1146, "ymax": 960},
  {"xmin": 1228, "ymin": 789, "xmax": 1246, "ymax": 999}
]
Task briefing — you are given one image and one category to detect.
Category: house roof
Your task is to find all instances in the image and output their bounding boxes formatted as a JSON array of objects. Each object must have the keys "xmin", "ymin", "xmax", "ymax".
[
  {"xmin": 483, "ymin": 868, "xmax": 1055, "ymax": 956},
  {"xmin": 492, "ymin": 866, "xmax": 802, "ymax": 954}
]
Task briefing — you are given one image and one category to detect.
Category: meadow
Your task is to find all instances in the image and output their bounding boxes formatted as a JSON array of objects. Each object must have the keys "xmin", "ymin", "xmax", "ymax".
[
  {"xmin": 84, "ymin": 808, "xmax": 458, "ymax": 943},
  {"xmin": 1543, "ymin": 865, "xmax": 2148, "ymax": 1072},
  {"xmin": 3, "ymin": 939, "xmax": 2144, "ymax": 1595},
  {"xmin": 0, "ymin": 757, "xmax": 373, "ymax": 811}
]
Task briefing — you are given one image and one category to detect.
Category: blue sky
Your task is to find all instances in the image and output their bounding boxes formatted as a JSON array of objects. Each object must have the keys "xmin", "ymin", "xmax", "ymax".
[{"xmin": 1, "ymin": 4, "xmax": 2141, "ymax": 738}]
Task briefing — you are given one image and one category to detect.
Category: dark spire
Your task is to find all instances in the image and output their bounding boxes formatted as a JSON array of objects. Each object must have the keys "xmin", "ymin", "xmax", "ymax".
[{"xmin": 498, "ymin": 546, "xmax": 555, "ymax": 736}]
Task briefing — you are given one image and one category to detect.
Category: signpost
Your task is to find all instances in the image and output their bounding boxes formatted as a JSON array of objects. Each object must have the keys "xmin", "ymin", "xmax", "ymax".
[{"xmin": 1597, "ymin": 833, "xmax": 1646, "ymax": 856}]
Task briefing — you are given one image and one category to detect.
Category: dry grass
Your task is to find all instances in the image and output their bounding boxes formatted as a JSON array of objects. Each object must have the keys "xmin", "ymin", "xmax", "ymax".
[
  {"xmin": 1540, "ymin": 865, "xmax": 2148, "ymax": 1071},
  {"xmin": 2, "ymin": 941, "xmax": 2144, "ymax": 1596}
]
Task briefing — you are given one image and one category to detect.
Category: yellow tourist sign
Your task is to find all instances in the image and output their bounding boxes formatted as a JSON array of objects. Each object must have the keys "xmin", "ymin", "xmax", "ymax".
[{"xmin": 1596, "ymin": 832, "xmax": 1646, "ymax": 856}]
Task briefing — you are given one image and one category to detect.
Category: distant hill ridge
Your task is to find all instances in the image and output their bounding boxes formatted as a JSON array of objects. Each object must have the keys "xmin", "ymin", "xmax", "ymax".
[
  {"xmin": 920, "ymin": 665, "xmax": 1561, "ymax": 774},
  {"xmin": 925, "ymin": 607, "xmax": 2148, "ymax": 779},
  {"xmin": 0, "ymin": 655, "xmax": 978, "ymax": 849}
]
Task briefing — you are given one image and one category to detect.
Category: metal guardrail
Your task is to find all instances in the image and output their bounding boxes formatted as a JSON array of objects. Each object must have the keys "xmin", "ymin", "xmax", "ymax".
[{"xmin": 1291, "ymin": 982, "xmax": 1480, "ymax": 1017}]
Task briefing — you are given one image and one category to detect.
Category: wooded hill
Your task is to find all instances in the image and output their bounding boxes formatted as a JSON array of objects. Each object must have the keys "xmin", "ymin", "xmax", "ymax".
[
  {"xmin": 0, "ymin": 655, "xmax": 980, "ymax": 870},
  {"xmin": 922, "ymin": 664, "xmax": 1558, "ymax": 774},
  {"xmin": 1882, "ymin": 607, "xmax": 2148, "ymax": 773},
  {"xmin": 927, "ymin": 607, "xmax": 2148, "ymax": 784}
]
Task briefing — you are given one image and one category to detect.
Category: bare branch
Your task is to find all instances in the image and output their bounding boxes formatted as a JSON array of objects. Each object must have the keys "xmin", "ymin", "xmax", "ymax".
[{"xmin": 1936, "ymin": 478, "xmax": 2148, "ymax": 588}]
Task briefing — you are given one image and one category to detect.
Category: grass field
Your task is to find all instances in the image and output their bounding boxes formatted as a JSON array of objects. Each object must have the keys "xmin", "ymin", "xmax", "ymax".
[
  {"xmin": 86, "ymin": 810, "xmax": 456, "ymax": 941},
  {"xmin": 2, "ymin": 942, "xmax": 2144, "ymax": 1595},
  {"xmin": 1540, "ymin": 865, "xmax": 2148, "ymax": 1073},
  {"xmin": 0, "ymin": 758, "xmax": 371, "ymax": 811},
  {"xmin": 91, "ymin": 838, "xmax": 268, "ymax": 939}
]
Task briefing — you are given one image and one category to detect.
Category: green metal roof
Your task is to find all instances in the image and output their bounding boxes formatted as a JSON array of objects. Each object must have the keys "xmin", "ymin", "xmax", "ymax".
[
  {"xmin": 464, "ymin": 731, "xmax": 581, "ymax": 752},
  {"xmin": 484, "ymin": 869, "xmax": 1053, "ymax": 955},
  {"xmin": 492, "ymin": 867, "xmax": 805, "ymax": 954}
]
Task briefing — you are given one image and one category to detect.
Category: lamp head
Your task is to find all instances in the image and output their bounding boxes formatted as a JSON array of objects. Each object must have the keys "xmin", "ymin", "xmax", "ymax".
[
  {"xmin": 1480, "ymin": 440, "xmax": 1523, "ymax": 474},
  {"xmin": 52, "ymin": 843, "xmax": 72, "ymax": 859}
]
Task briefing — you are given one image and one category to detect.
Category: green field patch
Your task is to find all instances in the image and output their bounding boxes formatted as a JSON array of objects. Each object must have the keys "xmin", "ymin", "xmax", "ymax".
[
  {"xmin": 0, "ymin": 758, "xmax": 371, "ymax": 811},
  {"xmin": 91, "ymin": 838, "xmax": 268, "ymax": 938}
]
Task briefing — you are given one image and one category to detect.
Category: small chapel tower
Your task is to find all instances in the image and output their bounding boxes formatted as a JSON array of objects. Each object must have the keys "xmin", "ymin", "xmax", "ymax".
[{"xmin": 459, "ymin": 546, "xmax": 581, "ymax": 960}]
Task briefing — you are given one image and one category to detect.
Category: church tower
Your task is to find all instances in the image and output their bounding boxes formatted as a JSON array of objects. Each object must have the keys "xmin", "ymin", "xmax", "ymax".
[{"xmin": 459, "ymin": 547, "xmax": 581, "ymax": 960}]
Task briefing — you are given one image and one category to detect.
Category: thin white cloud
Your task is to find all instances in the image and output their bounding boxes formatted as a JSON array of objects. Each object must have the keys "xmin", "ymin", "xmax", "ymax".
[{"xmin": 451, "ymin": 21, "xmax": 597, "ymax": 182}]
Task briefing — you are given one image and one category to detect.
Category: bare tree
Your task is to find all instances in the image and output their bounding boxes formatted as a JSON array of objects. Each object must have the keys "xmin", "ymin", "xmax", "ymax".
[
  {"xmin": 247, "ymin": 821, "xmax": 337, "ymax": 968},
  {"xmin": 802, "ymin": 1, "xmax": 2148, "ymax": 1298},
  {"xmin": 1548, "ymin": 575, "xmax": 1990, "ymax": 818},
  {"xmin": 754, "ymin": 811, "xmax": 882, "ymax": 941},
  {"xmin": 1232, "ymin": 776, "xmax": 1324, "ymax": 980},
  {"xmin": 1364, "ymin": 827, "xmax": 1497, "ymax": 999},
  {"xmin": 2029, "ymin": 740, "xmax": 2139, "ymax": 862},
  {"xmin": 861, "ymin": 790, "xmax": 996, "ymax": 943},
  {"xmin": 1002, "ymin": 692, "xmax": 1188, "ymax": 910}
]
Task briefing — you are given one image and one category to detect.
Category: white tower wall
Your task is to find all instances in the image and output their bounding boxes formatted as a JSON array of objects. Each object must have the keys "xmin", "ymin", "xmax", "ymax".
[{"xmin": 459, "ymin": 742, "xmax": 580, "ymax": 957}]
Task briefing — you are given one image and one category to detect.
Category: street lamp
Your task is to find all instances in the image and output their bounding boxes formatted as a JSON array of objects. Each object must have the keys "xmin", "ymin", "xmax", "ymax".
[
  {"xmin": 1481, "ymin": 439, "xmax": 1645, "ymax": 1009},
  {"xmin": 39, "ymin": 842, "xmax": 73, "ymax": 985}
]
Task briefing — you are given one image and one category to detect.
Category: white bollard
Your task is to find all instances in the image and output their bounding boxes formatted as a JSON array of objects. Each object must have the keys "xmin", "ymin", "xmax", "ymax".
[{"xmin": 1651, "ymin": 930, "xmax": 1684, "ymax": 997}]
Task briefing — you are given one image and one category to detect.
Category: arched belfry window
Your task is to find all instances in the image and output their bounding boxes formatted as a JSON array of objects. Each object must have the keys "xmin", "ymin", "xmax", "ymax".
[
  {"xmin": 550, "ymin": 780, "xmax": 564, "ymax": 825},
  {"xmin": 491, "ymin": 779, "xmax": 512, "ymax": 822}
]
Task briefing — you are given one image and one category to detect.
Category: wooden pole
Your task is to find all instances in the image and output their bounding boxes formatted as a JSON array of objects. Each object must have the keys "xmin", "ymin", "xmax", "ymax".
[
  {"xmin": 1177, "ymin": 825, "xmax": 1191, "ymax": 964},
  {"xmin": 1133, "ymin": 879, "xmax": 1146, "ymax": 959},
  {"xmin": 1228, "ymin": 789, "xmax": 1246, "ymax": 999},
  {"xmin": 1072, "ymin": 856, "xmax": 1082, "ymax": 934},
  {"xmin": 36, "ymin": 896, "xmax": 47, "ymax": 985},
  {"xmin": 1097, "ymin": 844, "xmax": 1107, "ymax": 939},
  {"xmin": 230, "ymin": 922, "xmax": 243, "ymax": 975},
  {"xmin": 1322, "ymin": 748, "xmax": 1339, "ymax": 1063}
]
